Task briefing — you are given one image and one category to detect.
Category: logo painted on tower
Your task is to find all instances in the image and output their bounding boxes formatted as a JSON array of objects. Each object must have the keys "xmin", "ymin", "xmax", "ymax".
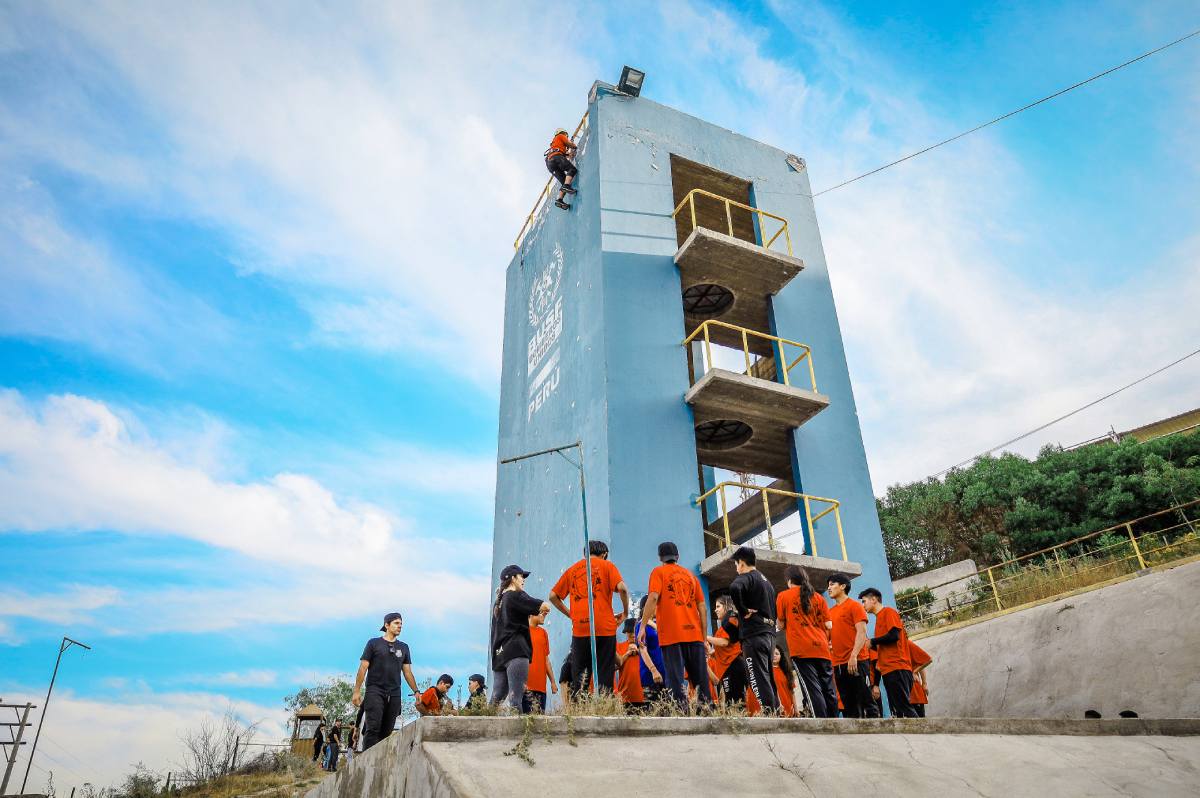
[{"xmin": 527, "ymin": 243, "xmax": 564, "ymax": 419}]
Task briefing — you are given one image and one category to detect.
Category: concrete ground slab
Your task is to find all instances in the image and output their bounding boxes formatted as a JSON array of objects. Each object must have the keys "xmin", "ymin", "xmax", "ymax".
[{"xmin": 307, "ymin": 717, "xmax": 1200, "ymax": 798}]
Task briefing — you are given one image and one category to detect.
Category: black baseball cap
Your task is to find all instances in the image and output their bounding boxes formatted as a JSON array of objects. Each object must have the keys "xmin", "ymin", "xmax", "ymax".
[
  {"xmin": 500, "ymin": 564, "xmax": 531, "ymax": 579},
  {"xmin": 658, "ymin": 541, "xmax": 679, "ymax": 560},
  {"xmin": 469, "ymin": 673, "xmax": 486, "ymax": 685},
  {"xmin": 380, "ymin": 611, "xmax": 402, "ymax": 631}
]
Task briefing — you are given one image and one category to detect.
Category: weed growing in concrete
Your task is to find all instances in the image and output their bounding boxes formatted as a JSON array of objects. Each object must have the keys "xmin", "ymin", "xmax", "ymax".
[
  {"xmin": 763, "ymin": 737, "xmax": 815, "ymax": 787},
  {"xmin": 502, "ymin": 716, "xmax": 537, "ymax": 767}
]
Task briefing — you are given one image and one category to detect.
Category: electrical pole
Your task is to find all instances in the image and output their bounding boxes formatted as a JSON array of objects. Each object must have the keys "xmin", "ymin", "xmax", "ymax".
[
  {"xmin": 2, "ymin": 701, "xmax": 36, "ymax": 795},
  {"xmin": 21, "ymin": 637, "xmax": 90, "ymax": 794}
]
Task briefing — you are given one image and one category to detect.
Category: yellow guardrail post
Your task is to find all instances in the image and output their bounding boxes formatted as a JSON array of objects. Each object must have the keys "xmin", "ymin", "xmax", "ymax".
[
  {"xmin": 724, "ymin": 200, "xmax": 734, "ymax": 238},
  {"xmin": 802, "ymin": 495, "xmax": 817, "ymax": 558},
  {"xmin": 1052, "ymin": 547, "xmax": 1066, "ymax": 577},
  {"xmin": 985, "ymin": 567, "xmax": 1002, "ymax": 611},
  {"xmin": 762, "ymin": 490, "xmax": 775, "ymax": 550},
  {"xmin": 740, "ymin": 327, "xmax": 751, "ymax": 374},
  {"xmin": 670, "ymin": 189, "xmax": 793, "ymax": 256},
  {"xmin": 1125, "ymin": 523, "xmax": 1147, "ymax": 569},
  {"xmin": 834, "ymin": 504, "xmax": 847, "ymax": 560},
  {"xmin": 718, "ymin": 485, "xmax": 731, "ymax": 549}
]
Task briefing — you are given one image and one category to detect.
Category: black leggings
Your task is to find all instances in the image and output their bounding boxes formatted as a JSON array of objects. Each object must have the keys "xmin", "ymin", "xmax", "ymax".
[
  {"xmin": 792, "ymin": 657, "xmax": 838, "ymax": 718},
  {"xmin": 546, "ymin": 154, "xmax": 577, "ymax": 184}
]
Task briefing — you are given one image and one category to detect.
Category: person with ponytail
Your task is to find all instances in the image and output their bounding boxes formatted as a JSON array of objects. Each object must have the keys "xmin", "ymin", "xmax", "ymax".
[
  {"xmin": 490, "ymin": 564, "xmax": 551, "ymax": 711},
  {"xmin": 777, "ymin": 565, "xmax": 838, "ymax": 717}
]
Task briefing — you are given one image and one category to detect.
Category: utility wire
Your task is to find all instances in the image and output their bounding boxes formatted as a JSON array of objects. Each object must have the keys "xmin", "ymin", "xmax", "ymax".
[
  {"xmin": 931, "ymin": 344, "xmax": 1200, "ymax": 479},
  {"xmin": 812, "ymin": 28, "xmax": 1200, "ymax": 197}
]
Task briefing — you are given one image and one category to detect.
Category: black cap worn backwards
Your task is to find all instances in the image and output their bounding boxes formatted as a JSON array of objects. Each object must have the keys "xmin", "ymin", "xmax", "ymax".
[
  {"xmin": 657, "ymin": 541, "xmax": 679, "ymax": 560},
  {"xmin": 469, "ymin": 673, "xmax": 486, "ymax": 685},
  {"xmin": 500, "ymin": 564, "xmax": 531, "ymax": 580},
  {"xmin": 380, "ymin": 611, "xmax": 402, "ymax": 631}
]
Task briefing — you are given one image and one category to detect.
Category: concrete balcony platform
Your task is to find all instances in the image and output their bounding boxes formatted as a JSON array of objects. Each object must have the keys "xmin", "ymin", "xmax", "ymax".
[
  {"xmin": 676, "ymin": 228, "xmax": 804, "ymax": 356},
  {"xmin": 687, "ymin": 367, "xmax": 830, "ymax": 478},
  {"xmin": 700, "ymin": 545, "xmax": 862, "ymax": 594}
]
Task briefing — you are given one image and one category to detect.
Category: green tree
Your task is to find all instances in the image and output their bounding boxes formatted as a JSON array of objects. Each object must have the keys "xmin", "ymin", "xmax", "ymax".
[{"xmin": 284, "ymin": 677, "xmax": 355, "ymax": 726}]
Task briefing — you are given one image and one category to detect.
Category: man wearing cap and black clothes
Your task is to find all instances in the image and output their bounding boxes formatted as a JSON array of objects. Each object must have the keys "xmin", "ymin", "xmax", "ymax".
[
  {"xmin": 638, "ymin": 542, "xmax": 711, "ymax": 711},
  {"xmin": 728, "ymin": 546, "xmax": 780, "ymax": 713},
  {"xmin": 464, "ymin": 674, "xmax": 488, "ymax": 710},
  {"xmin": 352, "ymin": 612, "xmax": 419, "ymax": 750},
  {"xmin": 492, "ymin": 564, "xmax": 551, "ymax": 711},
  {"xmin": 550, "ymin": 540, "xmax": 630, "ymax": 697}
]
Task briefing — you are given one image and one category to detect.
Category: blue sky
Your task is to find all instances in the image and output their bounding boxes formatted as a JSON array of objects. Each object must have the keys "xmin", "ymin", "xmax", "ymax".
[{"xmin": 2, "ymin": 0, "xmax": 1198, "ymax": 789}]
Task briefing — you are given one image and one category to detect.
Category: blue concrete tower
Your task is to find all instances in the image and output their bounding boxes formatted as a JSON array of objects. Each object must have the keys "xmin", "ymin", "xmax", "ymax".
[{"xmin": 492, "ymin": 81, "xmax": 891, "ymax": 667}]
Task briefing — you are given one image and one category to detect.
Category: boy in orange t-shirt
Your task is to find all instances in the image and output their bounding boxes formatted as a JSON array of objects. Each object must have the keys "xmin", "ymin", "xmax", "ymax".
[
  {"xmin": 616, "ymin": 619, "xmax": 646, "ymax": 711},
  {"xmin": 524, "ymin": 607, "xmax": 557, "ymax": 713},
  {"xmin": 639, "ymin": 541, "xmax": 711, "ymax": 711},
  {"xmin": 416, "ymin": 674, "xmax": 453, "ymax": 716},
  {"xmin": 906, "ymin": 639, "xmax": 932, "ymax": 717},
  {"xmin": 777, "ymin": 565, "xmax": 838, "ymax": 718},
  {"xmin": 858, "ymin": 587, "xmax": 918, "ymax": 718},
  {"xmin": 826, "ymin": 573, "xmax": 878, "ymax": 718},
  {"xmin": 550, "ymin": 540, "xmax": 630, "ymax": 697}
]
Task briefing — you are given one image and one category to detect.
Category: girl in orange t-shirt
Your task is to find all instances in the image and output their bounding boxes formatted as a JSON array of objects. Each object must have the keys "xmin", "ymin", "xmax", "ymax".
[{"xmin": 772, "ymin": 644, "xmax": 798, "ymax": 717}]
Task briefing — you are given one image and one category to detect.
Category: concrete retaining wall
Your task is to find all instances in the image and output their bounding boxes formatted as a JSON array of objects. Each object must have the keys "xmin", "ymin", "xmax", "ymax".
[
  {"xmin": 893, "ymin": 558, "xmax": 978, "ymax": 610},
  {"xmin": 916, "ymin": 558, "xmax": 1200, "ymax": 719},
  {"xmin": 308, "ymin": 716, "xmax": 1200, "ymax": 798}
]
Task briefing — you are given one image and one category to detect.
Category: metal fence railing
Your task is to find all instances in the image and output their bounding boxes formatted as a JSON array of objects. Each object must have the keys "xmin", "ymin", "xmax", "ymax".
[
  {"xmin": 671, "ymin": 188, "xmax": 793, "ymax": 256},
  {"xmin": 900, "ymin": 499, "xmax": 1200, "ymax": 634},
  {"xmin": 696, "ymin": 480, "xmax": 848, "ymax": 560},
  {"xmin": 683, "ymin": 319, "xmax": 817, "ymax": 392}
]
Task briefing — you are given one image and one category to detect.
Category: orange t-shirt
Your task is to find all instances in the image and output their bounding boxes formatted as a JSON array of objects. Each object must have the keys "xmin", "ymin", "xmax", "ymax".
[
  {"xmin": 708, "ymin": 621, "xmax": 741, "ymax": 679},
  {"xmin": 906, "ymin": 640, "xmax": 931, "ymax": 705},
  {"xmin": 552, "ymin": 557, "xmax": 624, "ymax": 637},
  {"xmin": 774, "ymin": 666, "xmax": 795, "ymax": 717},
  {"xmin": 648, "ymin": 563, "xmax": 705, "ymax": 646},
  {"xmin": 547, "ymin": 132, "xmax": 571, "ymax": 157},
  {"xmin": 418, "ymin": 687, "xmax": 442, "ymax": 715},
  {"xmin": 777, "ymin": 587, "xmax": 831, "ymax": 660},
  {"xmin": 829, "ymin": 598, "xmax": 869, "ymax": 665},
  {"xmin": 872, "ymin": 607, "xmax": 912, "ymax": 675},
  {"xmin": 616, "ymin": 641, "xmax": 645, "ymax": 703},
  {"xmin": 526, "ymin": 625, "xmax": 550, "ymax": 692}
]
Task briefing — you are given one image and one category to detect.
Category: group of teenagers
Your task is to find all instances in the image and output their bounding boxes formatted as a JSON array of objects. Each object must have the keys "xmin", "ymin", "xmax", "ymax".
[
  {"xmin": 347, "ymin": 539, "xmax": 933, "ymax": 757},
  {"xmin": 488, "ymin": 540, "xmax": 933, "ymax": 719}
]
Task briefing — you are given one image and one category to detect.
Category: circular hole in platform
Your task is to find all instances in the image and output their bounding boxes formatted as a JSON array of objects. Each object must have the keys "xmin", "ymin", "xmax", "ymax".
[
  {"xmin": 695, "ymin": 419, "xmax": 753, "ymax": 450},
  {"xmin": 682, "ymin": 283, "xmax": 734, "ymax": 316}
]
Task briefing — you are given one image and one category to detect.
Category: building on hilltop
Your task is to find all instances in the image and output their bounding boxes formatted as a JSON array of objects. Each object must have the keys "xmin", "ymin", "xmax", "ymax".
[{"xmin": 491, "ymin": 75, "xmax": 891, "ymax": 669}]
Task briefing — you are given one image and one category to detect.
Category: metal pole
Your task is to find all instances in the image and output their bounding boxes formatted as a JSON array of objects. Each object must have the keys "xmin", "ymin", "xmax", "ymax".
[
  {"xmin": 2, "ymin": 703, "xmax": 34, "ymax": 795},
  {"xmin": 22, "ymin": 637, "xmax": 90, "ymax": 793},
  {"xmin": 576, "ymin": 445, "xmax": 600, "ymax": 694},
  {"xmin": 498, "ymin": 441, "xmax": 600, "ymax": 695}
]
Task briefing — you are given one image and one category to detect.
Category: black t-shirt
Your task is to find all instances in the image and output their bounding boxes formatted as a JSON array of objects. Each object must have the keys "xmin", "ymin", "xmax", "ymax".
[
  {"xmin": 729, "ymin": 569, "xmax": 776, "ymax": 638},
  {"xmin": 360, "ymin": 637, "xmax": 412, "ymax": 695},
  {"xmin": 493, "ymin": 589, "xmax": 544, "ymax": 667}
]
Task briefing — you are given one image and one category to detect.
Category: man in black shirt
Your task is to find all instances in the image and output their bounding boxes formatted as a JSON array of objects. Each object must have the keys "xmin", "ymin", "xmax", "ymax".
[
  {"xmin": 352, "ymin": 611, "xmax": 420, "ymax": 750},
  {"xmin": 728, "ymin": 547, "xmax": 779, "ymax": 713}
]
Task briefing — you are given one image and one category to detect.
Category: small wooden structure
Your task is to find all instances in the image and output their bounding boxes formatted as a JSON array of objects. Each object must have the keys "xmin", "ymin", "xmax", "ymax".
[{"xmin": 290, "ymin": 703, "xmax": 325, "ymax": 757}]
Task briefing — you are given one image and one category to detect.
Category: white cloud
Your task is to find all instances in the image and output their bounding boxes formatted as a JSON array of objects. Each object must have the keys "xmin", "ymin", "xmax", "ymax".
[
  {"xmin": 0, "ymin": 687, "xmax": 289, "ymax": 793},
  {"xmin": 0, "ymin": 585, "xmax": 121, "ymax": 642},
  {"xmin": 0, "ymin": 390, "xmax": 491, "ymax": 632}
]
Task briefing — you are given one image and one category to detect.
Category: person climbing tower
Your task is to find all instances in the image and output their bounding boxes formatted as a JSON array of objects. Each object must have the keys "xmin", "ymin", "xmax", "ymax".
[{"xmin": 545, "ymin": 127, "xmax": 578, "ymax": 210}]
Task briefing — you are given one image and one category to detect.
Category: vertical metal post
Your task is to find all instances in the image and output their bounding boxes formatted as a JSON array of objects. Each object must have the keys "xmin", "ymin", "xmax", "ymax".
[
  {"xmin": 834, "ymin": 505, "xmax": 847, "ymax": 560},
  {"xmin": 725, "ymin": 200, "xmax": 733, "ymax": 238},
  {"xmin": 741, "ymin": 329, "xmax": 751, "ymax": 374},
  {"xmin": 803, "ymin": 496, "xmax": 817, "ymax": 557},
  {"xmin": 761, "ymin": 489, "xmax": 774, "ymax": 550},
  {"xmin": 986, "ymin": 568, "xmax": 1003, "ymax": 611},
  {"xmin": 689, "ymin": 195, "xmax": 697, "ymax": 233},
  {"xmin": 2, "ymin": 703, "xmax": 33, "ymax": 795},
  {"xmin": 719, "ymin": 486, "xmax": 731, "ymax": 548},
  {"xmin": 1125, "ymin": 523, "xmax": 1147, "ymax": 570},
  {"xmin": 577, "ymin": 444, "xmax": 600, "ymax": 694},
  {"xmin": 805, "ymin": 348, "xmax": 818, "ymax": 393},
  {"xmin": 703, "ymin": 323, "xmax": 713, "ymax": 378},
  {"xmin": 1053, "ymin": 547, "xmax": 1066, "ymax": 577}
]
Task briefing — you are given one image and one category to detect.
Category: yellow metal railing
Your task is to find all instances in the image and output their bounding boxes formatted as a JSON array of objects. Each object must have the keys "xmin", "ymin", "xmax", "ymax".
[
  {"xmin": 514, "ymin": 111, "xmax": 590, "ymax": 250},
  {"xmin": 900, "ymin": 498, "xmax": 1200, "ymax": 634},
  {"xmin": 682, "ymin": 319, "xmax": 817, "ymax": 393},
  {"xmin": 671, "ymin": 188, "xmax": 793, "ymax": 256},
  {"xmin": 696, "ymin": 481, "xmax": 848, "ymax": 560}
]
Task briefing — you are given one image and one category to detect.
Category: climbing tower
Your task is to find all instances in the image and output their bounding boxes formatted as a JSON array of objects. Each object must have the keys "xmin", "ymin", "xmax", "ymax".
[{"xmin": 492, "ymin": 80, "xmax": 891, "ymax": 661}]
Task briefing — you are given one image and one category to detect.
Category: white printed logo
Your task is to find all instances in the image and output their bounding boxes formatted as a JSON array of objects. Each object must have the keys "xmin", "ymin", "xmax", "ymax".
[{"xmin": 527, "ymin": 243, "xmax": 564, "ymax": 419}]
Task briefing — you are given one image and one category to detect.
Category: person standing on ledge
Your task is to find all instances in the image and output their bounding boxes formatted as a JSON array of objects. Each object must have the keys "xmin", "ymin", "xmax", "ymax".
[
  {"xmin": 545, "ymin": 127, "xmax": 578, "ymax": 210},
  {"xmin": 550, "ymin": 540, "xmax": 630, "ymax": 696},
  {"xmin": 352, "ymin": 611, "xmax": 420, "ymax": 750},
  {"xmin": 826, "ymin": 574, "xmax": 877, "ymax": 718},
  {"xmin": 859, "ymin": 587, "xmax": 919, "ymax": 718},
  {"xmin": 728, "ymin": 546, "xmax": 779, "ymax": 713},
  {"xmin": 638, "ymin": 541, "xmax": 711, "ymax": 711}
]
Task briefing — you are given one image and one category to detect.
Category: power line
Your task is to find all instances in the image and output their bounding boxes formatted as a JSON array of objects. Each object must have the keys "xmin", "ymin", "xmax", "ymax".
[
  {"xmin": 812, "ymin": 28, "xmax": 1200, "ymax": 197},
  {"xmin": 930, "ymin": 344, "xmax": 1200, "ymax": 479}
]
